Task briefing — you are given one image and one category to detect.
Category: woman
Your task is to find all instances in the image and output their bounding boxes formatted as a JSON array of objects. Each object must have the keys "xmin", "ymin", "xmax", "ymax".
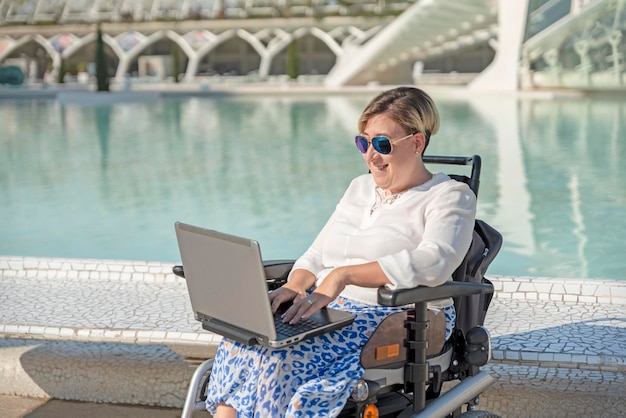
[{"xmin": 206, "ymin": 86, "xmax": 476, "ymax": 418}]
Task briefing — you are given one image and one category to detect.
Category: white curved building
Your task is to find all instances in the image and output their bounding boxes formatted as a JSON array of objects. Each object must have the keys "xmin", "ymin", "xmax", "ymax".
[{"xmin": 0, "ymin": 0, "xmax": 624, "ymax": 90}]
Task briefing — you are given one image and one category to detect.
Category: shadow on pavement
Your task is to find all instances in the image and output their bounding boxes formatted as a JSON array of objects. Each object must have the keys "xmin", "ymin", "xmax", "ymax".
[{"xmin": 0, "ymin": 395, "xmax": 181, "ymax": 418}]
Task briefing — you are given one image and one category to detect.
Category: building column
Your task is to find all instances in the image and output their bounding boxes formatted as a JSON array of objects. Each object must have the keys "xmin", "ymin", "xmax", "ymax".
[{"xmin": 468, "ymin": 0, "xmax": 530, "ymax": 91}]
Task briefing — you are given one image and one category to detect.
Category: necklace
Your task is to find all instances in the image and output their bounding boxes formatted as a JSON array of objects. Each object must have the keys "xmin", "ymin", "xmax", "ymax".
[{"xmin": 370, "ymin": 187, "xmax": 407, "ymax": 215}]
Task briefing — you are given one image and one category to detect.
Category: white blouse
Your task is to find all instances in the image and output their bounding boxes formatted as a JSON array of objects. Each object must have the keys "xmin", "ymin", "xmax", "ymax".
[{"xmin": 289, "ymin": 172, "xmax": 477, "ymax": 307}]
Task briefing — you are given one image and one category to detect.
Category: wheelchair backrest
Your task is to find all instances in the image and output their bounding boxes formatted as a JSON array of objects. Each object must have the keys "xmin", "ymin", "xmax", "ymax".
[
  {"xmin": 452, "ymin": 219, "xmax": 502, "ymax": 334},
  {"xmin": 423, "ymin": 155, "xmax": 503, "ymax": 334}
]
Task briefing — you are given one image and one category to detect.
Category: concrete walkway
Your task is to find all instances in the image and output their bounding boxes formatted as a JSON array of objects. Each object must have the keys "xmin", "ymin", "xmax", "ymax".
[
  {"xmin": 1, "ymin": 256, "xmax": 625, "ymax": 417},
  {"xmin": 0, "ymin": 395, "xmax": 182, "ymax": 418}
]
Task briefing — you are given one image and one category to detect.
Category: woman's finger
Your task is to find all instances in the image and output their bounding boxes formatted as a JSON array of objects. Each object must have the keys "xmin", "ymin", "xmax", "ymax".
[
  {"xmin": 270, "ymin": 288, "xmax": 296, "ymax": 313},
  {"xmin": 284, "ymin": 294, "xmax": 330, "ymax": 324},
  {"xmin": 300, "ymin": 295, "xmax": 332, "ymax": 319},
  {"xmin": 282, "ymin": 298, "xmax": 308, "ymax": 324}
]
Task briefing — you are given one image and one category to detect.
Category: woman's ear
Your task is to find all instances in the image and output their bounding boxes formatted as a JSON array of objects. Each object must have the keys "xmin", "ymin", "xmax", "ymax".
[{"xmin": 413, "ymin": 132, "xmax": 426, "ymax": 154}]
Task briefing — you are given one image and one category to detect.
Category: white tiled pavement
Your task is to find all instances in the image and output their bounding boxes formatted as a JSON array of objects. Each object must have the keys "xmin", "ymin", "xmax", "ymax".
[{"xmin": 1, "ymin": 256, "xmax": 625, "ymax": 417}]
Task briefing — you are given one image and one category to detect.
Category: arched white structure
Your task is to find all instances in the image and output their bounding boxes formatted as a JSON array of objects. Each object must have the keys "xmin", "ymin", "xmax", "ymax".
[
  {"xmin": 324, "ymin": 0, "xmax": 499, "ymax": 87},
  {"xmin": 115, "ymin": 30, "xmax": 196, "ymax": 79},
  {"xmin": 468, "ymin": 0, "xmax": 529, "ymax": 91},
  {"xmin": 0, "ymin": 33, "xmax": 55, "ymax": 63},
  {"xmin": 1, "ymin": 0, "xmax": 623, "ymax": 89}
]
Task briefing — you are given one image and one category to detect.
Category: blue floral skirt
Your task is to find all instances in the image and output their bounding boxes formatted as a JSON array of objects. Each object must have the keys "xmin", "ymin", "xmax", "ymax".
[{"xmin": 205, "ymin": 297, "xmax": 456, "ymax": 418}]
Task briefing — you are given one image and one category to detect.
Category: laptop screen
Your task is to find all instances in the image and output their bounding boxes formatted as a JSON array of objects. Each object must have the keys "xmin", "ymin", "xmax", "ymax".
[{"xmin": 175, "ymin": 222, "xmax": 278, "ymax": 341}]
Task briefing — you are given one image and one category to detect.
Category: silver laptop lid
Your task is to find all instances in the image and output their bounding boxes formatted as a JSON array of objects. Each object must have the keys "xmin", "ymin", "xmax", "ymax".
[{"xmin": 175, "ymin": 222, "xmax": 277, "ymax": 341}]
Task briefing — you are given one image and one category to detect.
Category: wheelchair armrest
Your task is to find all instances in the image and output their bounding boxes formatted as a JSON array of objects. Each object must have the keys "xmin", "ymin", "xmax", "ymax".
[
  {"xmin": 263, "ymin": 260, "xmax": 295, "ymax": 290},
  {"xmin": 171, "ymin": 260, "xmax": 295, "ymax": 282},
  {"xmin": 377, "ymin": 281, "xmax": 493, "ymax": 307},
  {"xmin": 172, "ymin": 265, "xmax": 185, "ymax": 278},
  {"xmin": 263, "ymin": 259, "xmax": 295, "ymax": 276}
]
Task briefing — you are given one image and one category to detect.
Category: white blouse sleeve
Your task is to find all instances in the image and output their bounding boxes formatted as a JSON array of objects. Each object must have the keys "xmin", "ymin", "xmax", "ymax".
[{"xmin": 378, "ymin": 182, "xmax": 476, "ymax": 289}]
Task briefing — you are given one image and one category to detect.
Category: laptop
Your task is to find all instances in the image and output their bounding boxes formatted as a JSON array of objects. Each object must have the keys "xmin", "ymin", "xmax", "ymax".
[{"xmin": 175, "ymin": 222, "xmax": 355, "ymax": 348}]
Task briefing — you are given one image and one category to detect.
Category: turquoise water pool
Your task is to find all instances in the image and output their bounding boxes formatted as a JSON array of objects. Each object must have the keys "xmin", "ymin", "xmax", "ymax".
[{"xmin": 1, "ymin": 91, "xmax": 624, "ymax": 280}]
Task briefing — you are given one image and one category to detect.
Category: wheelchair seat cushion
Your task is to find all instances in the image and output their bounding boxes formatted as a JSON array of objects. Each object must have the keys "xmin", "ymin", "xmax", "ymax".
[{"xmin": 360, "ymin": 308, "xmax": 446, "ymax": 369}]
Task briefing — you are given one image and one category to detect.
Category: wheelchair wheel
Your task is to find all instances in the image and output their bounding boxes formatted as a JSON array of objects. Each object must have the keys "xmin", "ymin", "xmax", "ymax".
[{"xmin": 458, "ymin": 410, "xmax": 501, "ymax": 418}]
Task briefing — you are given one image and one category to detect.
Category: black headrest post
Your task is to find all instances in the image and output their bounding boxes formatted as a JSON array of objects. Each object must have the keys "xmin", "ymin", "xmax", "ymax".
[
  {"xmin": 422, "ymin": 155, "xmax": 481, "ymax": 197},
  {"xmin": 469, "ymin": 155, "xmax": 481, "ymax": 197}
]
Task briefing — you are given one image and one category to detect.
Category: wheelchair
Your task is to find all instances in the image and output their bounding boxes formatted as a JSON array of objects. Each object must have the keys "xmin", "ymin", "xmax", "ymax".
[{"xmin": 174, "ymin": 155, "xmax": 503, "ymax": 418}]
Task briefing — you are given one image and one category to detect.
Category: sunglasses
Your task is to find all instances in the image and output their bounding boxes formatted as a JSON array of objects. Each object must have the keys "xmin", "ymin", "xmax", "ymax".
[{"xmin": 355, "ymin": 132, "xmax": 415, "ymax": 155}]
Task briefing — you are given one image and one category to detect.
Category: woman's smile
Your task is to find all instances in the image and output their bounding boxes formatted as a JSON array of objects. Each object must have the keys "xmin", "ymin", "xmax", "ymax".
[{"xmin": 361, "ymin": 114, "xmax": 420, "ymax": 194}]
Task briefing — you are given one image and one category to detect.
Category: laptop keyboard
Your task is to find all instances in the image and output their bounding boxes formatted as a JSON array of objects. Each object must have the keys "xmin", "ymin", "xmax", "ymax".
[{"xmin": 274, "ymin": 315, "xmax": 320, "ymax": 337}]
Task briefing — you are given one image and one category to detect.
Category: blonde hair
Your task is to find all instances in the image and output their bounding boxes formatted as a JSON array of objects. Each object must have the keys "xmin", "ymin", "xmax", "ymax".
[{"xmin": 358, "ymin": 87, "xmax": 440, "ymax": 151}]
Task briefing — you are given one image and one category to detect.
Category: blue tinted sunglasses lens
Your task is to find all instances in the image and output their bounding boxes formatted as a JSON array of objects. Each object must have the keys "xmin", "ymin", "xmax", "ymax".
[
  {"xmin": 355, "ymin": 136, "xmax": 369, "ymax": 153},
  {"xmin": 374, "ymin": 137, "xmax": 392, "ymax": 154},
  {"xmin": 355, "ymin": 136, "xmax": 392, "ymax": 154}
]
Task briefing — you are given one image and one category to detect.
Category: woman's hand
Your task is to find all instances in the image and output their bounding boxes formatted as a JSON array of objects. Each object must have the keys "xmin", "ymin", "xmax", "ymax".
[
  {"xmin": 281, "ymin": 267, "xmax": 349, "ymax": 324},
  {"xmin": 269, "ymin": 269, "xmax": 315, "ymax": 314},
  {"xmin": 281, "ymin": 262, "xmax": 392, "ymax": 324}
]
